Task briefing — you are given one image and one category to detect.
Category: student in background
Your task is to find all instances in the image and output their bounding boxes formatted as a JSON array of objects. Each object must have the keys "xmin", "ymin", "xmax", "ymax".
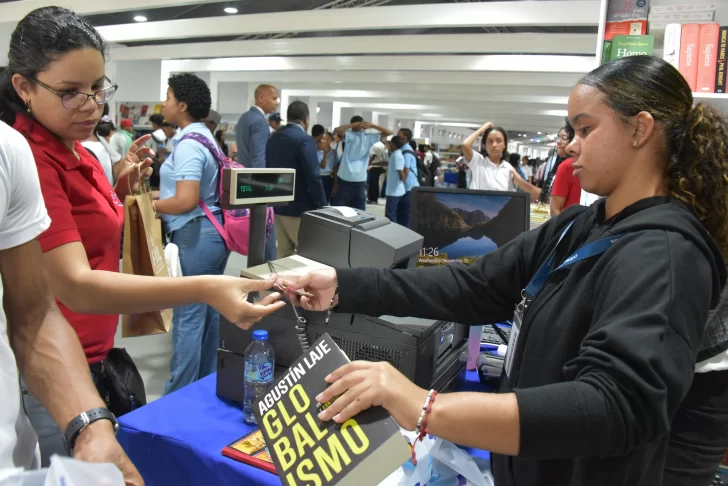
[
  {"xmin": 109, "ymin": 118, "xmax": 132, "ymax": 170},
  {"xmin": 520, "ymin": 155, "xmax": 533, "ymax": 183},
  {"xmin": 399, "ymin": 129, "xmax": 419, "ymax": 227},
  {"xmin": 367, "ymin": 138, "xmax": 388, "ymax": 204},
  {"xmin": 384, "ymin": 136, "xmax": 407, "ymax": 225},
  {"xmin": 550, "ymin": 153, "xmax": 581, "ymax": 216},
  {"xmin": 311, "ymin": 124, "xmax": 325, "ymax": 143},
  {"xmin": 461, "ymin": 122, "xmax": 514, "ymax": 191},
  {"xmin": 318, "ymin": 132, "xmax": 338, "ymax": 205},
  {"xmin": 333, "ymin": 116, "xmax": 392, "ymax": 211},
  {"xmin": 215, "ymin": 130, "xmax": 229, "ymax": 157}
]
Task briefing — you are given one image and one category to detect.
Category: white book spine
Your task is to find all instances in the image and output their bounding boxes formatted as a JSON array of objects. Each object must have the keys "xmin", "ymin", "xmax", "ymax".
[
  {"xmin": 649, "ymin": 12, "xmax": 715, "ymax": 22},
  {"xmin": 663, "ymin": 24, "xmax": 682, "ymax": 70},
  {"xmin": 650, "ymin": 4, "xmax": 716, "ymax": 14}
]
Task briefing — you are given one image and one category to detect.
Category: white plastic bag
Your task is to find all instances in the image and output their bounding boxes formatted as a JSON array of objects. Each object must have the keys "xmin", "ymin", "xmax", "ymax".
[
  {"xmin": 379, "ymin": 431, "xmax": 494, "ymax": 486},
  {"xmin": 164, "ymin": 242, "xmax": 183, "ymax": 277},
  {"xmin": 0, "ymin": 456, "xmax": 124, "ymax": 486}
]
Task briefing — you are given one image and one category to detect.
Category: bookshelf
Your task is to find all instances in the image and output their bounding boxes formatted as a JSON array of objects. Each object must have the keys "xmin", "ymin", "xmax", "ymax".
[{"xmin": 597, "ymin": 0, "xmax": 728, "ymax": 114}]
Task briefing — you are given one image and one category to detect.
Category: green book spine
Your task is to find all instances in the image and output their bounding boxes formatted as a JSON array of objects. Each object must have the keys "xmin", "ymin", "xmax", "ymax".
[
  {"xmin": 602, "ymin": 41, "xmax": 613, "ymax": 64},
  {"xmin": 610, "ymin": 35, "xmax": 655, "ymax": 61}
]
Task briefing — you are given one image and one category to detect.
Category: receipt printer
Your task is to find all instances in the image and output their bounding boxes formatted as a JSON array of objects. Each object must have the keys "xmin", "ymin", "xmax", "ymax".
[{"xmin": 297, "ymin": 207, "xmax": 422, "ymax": 269}]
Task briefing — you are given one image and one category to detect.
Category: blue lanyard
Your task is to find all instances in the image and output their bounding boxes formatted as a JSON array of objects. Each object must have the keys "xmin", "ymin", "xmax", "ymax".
[{"xmin": 525, "ymin": 221, "xmax": 625, "ymax": 298}]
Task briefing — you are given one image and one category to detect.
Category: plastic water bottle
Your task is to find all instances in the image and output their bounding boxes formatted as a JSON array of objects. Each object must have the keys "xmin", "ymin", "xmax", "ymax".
[{"xmin": 243, "ymin": 330, "xmax": 275, "ymax": 425}]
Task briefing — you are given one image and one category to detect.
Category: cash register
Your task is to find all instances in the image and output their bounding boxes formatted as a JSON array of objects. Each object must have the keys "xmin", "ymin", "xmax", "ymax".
[{"xmin": 216, "ymin": 204, "xmax": 469, "ymax": 403}]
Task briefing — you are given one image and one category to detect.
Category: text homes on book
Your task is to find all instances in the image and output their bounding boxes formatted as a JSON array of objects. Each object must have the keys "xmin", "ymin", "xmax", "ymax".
[{"xmin": 254, "ymin": 333, "xmax": 410, "ymax": 486}]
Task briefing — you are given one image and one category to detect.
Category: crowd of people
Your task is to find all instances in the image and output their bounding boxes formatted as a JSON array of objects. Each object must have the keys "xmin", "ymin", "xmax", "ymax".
[{"xmin": 0, "ymin": 4, "xmax": 727, "ymax": 486}]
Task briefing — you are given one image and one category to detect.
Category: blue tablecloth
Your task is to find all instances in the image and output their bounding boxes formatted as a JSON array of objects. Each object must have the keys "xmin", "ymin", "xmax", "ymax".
[{"xmin": 118, "ymin": 369, "xmax": 492, "ymax": 485}]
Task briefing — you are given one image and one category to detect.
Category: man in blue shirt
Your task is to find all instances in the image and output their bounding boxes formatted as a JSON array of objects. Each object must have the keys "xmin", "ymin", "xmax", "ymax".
[
  {"xmin": 266, "ymin": 101, "xmax": 327, "ymax": 258},
  {"xmin": 318, "ymin": 132, "xmax": 338, "ymax": 205},
  {"xmin": 236, "ymin": 84, "xmax": 279, "ymax": 261},
  {"xmin": 384, "ymin": 136, "xmax": 408, "ymax": 225},
  {"xmin": 398, "ymin": 128, "xmax": 420, "ymax": 228},
  {"xmin": 332, "ymin": 116, "xmax": 392, "ymax": 211}
]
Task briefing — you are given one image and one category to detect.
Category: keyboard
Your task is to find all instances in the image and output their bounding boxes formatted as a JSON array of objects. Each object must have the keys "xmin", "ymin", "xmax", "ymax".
[{"xmin": 481, "ymin": 324, "xmax": 511, "ymax": 346}]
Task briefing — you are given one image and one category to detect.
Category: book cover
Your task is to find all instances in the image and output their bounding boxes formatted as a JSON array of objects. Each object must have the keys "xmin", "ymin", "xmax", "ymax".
[
  {"xmin": 610, "ymin": 35, "xmax": 655, "ymax": 61},
  {"xmin": 679, "ymin": 24, "xmax": 701, "ymax": 92},
  {"xmin": 605, "ymin": 20, "xmax": 648, "ymax": 41},
  {"xmin": 254, "ymin": 333, "xmax": 411, "ymax": 486},
  {"xmin": 650, "ymin": 3, "xmax": 716, "ymax": 14},
  {"xmin": 697, "ymin": 24, "xmax": 720, "ymax": 93},
  {"xmin": 222, "ymin": 428, "xmax": 278, "ymax": 475},
  {"xmin": 605, "ymin": 0, "xmax": 649, "ymax": 41},
  {"xmin": 649, "ymin": 12, "xmax": 715, "ymax": 22},
  {"xmin": 717, "ymin": 27, "xmax": 728, "ymax": 93},
  {"xmin": 663, "ymin": 24, "xmax": 682, "ymax": 69}
]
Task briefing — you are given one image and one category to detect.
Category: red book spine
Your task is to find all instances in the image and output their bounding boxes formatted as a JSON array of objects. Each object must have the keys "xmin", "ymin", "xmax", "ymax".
[
  {"xmin": 679, "ymin": 24, "xmax": 701, "ymax": 92},
  {"xmin": 697, "ymin": 24, "xmax": 720, "ymax": 93}
]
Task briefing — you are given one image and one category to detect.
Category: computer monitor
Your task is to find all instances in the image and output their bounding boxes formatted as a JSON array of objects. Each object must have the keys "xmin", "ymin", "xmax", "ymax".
[{"xmin": 410, "ymin": 188, "xmax": 530, "ymax": 267}]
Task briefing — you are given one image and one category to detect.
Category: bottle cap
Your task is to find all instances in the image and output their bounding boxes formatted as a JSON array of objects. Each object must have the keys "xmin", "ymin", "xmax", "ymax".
[{"xmin": 252, "ymin": 330, "xmax": 268, "ymax": 341}]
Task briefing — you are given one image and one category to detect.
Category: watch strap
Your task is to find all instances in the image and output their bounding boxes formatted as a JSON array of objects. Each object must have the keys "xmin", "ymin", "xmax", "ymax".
[{"xmin": 63, "ymin": 407, "xmax": 119, "ymax": 452}]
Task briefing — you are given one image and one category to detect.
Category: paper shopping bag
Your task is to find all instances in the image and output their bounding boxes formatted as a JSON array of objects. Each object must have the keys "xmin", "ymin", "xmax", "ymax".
[{"xmin": 121, "ymin": 192, "xmax": 172, "ymax": 337}]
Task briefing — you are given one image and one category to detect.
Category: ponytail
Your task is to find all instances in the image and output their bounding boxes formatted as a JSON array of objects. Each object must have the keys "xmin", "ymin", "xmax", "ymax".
[{"xmin": 668, "ymin": 102, "xmax": 728, "ymax": 256}]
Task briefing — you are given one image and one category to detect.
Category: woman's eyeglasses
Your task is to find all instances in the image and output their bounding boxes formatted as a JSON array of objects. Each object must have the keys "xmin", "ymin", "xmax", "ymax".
[{"xmin": 34, "ymin": 77, "xmax": 118, "ymax": 110}]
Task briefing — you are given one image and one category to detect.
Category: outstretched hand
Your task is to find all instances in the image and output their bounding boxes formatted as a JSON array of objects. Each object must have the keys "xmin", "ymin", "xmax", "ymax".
[
  {"xmin": 283, "ymin": 269, "xmax": 338, "ymax": 312},
  {"xmin": 204, "ymin": 276, "xmax": 286, "ymax": 330}
]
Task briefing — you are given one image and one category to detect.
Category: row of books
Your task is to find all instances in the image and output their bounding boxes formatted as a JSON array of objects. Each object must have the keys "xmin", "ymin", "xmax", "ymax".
[
  {"xmin": 665, "ymin": 24, "xmax": 727, "ymax": 94},
  {"xmin": 602, "ymin": 1, "xmax": 725, "ymax": 94}
]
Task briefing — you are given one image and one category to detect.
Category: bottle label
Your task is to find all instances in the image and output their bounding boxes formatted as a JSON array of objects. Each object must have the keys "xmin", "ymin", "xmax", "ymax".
[
  {"xmin": 246, "ymin": 360, "xmax": 273, "ymax": 382},
  {"xmin": 259, "ymin": 363, "xmax": 273, "ymax": 381}
]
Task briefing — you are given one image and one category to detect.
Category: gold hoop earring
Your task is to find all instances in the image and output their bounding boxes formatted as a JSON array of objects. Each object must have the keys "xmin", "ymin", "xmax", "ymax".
[{"xmin": 632, "ymin": 140, "xmax": 638, "ymax": 148}]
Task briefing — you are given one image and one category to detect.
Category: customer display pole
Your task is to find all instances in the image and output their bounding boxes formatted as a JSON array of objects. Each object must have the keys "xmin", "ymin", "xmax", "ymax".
[{"xmin": 247, "ymin": 206, "xmax": 268, "ymax": 268}]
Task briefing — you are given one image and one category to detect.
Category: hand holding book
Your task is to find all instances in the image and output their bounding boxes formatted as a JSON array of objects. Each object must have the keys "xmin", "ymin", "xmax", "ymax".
[{"xmin": 315, "ymin": 361, "xmax": 429, "ymax": 431}]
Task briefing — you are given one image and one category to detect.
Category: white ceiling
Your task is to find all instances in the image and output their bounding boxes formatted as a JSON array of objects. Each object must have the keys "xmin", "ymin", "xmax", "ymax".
[{"xmin": 0, "ymin": 0, "xmax": 605, "ymax": 136}]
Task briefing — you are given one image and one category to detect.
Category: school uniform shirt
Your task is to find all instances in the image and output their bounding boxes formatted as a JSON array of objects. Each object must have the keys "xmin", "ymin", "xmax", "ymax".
[
  {"xmin": 159, "ymin": 122, "xmax": 220, "ymax": 233},
  {"xmin": 464, "ymin": 151, "xmax": 513, "ymax": 191},
  {"xmin": 401, "ymin": 144, "xmax": 420, "ymax": 192},
  {"xmin": 521, "ymin": 164, "xmax": 533, "ymax": 181},
  {"xmin": 13, "ymin": 114, "xmax": 125, "ymax": 365},
  {"xmin": 334, "ymin": 197, "xmax": 726, "ymax": 486},
  {"xmin": 337, "ymin": 131, "xmax": 382, "ymax": 183},
  {"xmin": 0, "ymin": 121, "xmax": 51, "ymax": 475},
  {"xmin": 385, "ymin": 149, "xmax": 406, "ymax": 197},
  {"xmin": 550, "ymin": 158, "xmax": 581, "ymax": 210},
  {"xmin": 318, "ymin": 149, "xmax": 338, "ymax": 177}
]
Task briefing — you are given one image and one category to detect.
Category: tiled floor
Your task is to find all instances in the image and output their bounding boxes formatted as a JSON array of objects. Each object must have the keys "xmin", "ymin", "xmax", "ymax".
[{"xmin": 115, "ymin": 201, "xmax": 387, "ymax": 402}]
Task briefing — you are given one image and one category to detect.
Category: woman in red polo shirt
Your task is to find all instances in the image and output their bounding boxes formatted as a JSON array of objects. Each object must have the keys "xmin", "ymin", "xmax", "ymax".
[{"xmin": 0, "ymin": 7, "xmax": 285, "ymax": 464}]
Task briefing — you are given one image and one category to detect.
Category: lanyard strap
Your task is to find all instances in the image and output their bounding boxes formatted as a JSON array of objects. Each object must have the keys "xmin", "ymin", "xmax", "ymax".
[{"xmin": 525, "ymin": 221, "xmax": 625, "ymax": 297}]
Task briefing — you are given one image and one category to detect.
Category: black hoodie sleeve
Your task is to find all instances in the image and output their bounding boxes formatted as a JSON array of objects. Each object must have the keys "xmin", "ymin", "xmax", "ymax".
[
  {"xmin": 515, "ymin": 230, "xmax": 713, "ymax": 458},
  {"xmin": 335, "ymin": 206, "xmax": 584, "ymax": 324}
]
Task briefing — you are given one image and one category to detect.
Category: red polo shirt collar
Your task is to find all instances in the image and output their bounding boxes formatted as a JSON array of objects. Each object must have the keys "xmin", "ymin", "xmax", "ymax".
[{"xmin": 13, "ymin": 113, "xmax": 84, "ymax": 170}]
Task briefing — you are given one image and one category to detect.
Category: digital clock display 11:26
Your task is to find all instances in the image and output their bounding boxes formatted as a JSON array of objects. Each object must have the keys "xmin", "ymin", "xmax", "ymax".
[{"xmin": 236, "ymin": 172, "xmax": 295, "ymax": 199}]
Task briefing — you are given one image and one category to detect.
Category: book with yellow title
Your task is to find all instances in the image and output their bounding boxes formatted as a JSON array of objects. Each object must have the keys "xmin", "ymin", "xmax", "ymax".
[{"xmin": 254, "ymin": 333, "xmax": 411, "ymax": 486}]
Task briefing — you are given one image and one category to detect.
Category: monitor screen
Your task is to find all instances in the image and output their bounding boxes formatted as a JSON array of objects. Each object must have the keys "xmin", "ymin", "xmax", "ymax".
[
  {"xmin": 235, "ymin": 172, "xmax": 295, "ymax": 200},
  {"xmin": 410, "ymin": 188, "xmax": 530, "ymax": 267}
]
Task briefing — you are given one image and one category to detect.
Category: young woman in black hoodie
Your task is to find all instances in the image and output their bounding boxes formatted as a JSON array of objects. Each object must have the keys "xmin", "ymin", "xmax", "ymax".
[{"xmin": 287, "ymin": 55, "xmax": 728, "ymax": 486}]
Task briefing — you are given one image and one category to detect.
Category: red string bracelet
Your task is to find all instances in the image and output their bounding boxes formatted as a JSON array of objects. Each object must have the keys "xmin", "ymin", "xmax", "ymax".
[{"xmin": 411, "ymin": 390, "xmax": 438, "ymax": 466}]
